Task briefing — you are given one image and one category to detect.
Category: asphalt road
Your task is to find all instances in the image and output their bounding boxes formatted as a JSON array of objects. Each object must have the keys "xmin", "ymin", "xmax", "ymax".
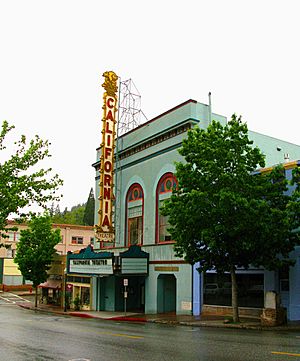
[{"xmin": 0, "ymin": 302, "xmax": 300, "ymax": 361}]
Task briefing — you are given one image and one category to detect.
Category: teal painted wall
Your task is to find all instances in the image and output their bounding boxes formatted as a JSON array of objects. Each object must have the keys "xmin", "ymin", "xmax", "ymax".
[
  {"xmin": 289, "ymin": 246, "xmax": 300, "ymax": 320},
  {"xmin": 91, "ymin": 276, "xmax": 98, "ymax": 311},
  {"xmin": 145, "ymin": 263, "xmax": 192, "ymax": 315},
  {"xmin": 101, "ymin": 276, "xmax": 115, "ymax": 311}
]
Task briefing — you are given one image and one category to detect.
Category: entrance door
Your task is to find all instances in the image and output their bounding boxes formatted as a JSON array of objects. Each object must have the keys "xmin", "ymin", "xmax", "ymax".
[
  {"xmin": 115, "ymin": 276, "xmax": 145, "ymax": 312},
  {"xmin": 157, "ymin": 274, "xmax": 176, "ymax": 313}
]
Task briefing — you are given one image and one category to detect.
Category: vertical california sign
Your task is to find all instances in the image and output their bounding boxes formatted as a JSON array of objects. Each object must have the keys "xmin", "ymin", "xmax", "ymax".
[{"xmin": 95, "ymin": 71, "xmax": 118, "ymax": 246}]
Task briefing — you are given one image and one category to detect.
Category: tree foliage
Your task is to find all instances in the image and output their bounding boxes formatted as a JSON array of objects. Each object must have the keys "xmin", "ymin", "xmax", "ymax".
[
  {"xmin": 48, "ymin": 203, "xmax": 86, "ymax": 225},
  {"xmin": 83, "ymin": 188, "xmax": 95, "ymax": 226},
  {"xmin": 14, "ymin": 214, "xmax": 61, "ymax": 307},
  {"xmin": 0, "ymin": 121, "xmax": 63, "ymax": 245},
  {"xmin": 48, "ymin": 188, "xmax": 95, "ymax": 226},
  {"xmin": 162, "ymin": 115, "xmax": 300, "ymax": 322}
]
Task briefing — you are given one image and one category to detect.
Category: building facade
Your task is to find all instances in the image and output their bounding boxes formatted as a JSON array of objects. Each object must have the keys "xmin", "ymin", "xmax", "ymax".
[
  {"xmin": 0, "ymin": 222, "xmax": 95, "ymax": 289},
  {"xmin": 67, "ymin": 99, "xmax": 300, "ymax": 318}
]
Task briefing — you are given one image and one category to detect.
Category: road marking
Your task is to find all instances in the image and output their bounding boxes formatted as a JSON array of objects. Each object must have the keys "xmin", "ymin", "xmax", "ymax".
[
  {"xmin": 272, "ymin": 351, "xmax": 300, "ymax": 357},
  {"xmin": 96, "ymin": 331, "xmax": 143, "ymax": 339},
  {"xmin": 0, "ymin": 296, "xmax": 13, "ymax": 303},
  {"xmin": 76, "ymin": 325, "xmax": 144, "ymax": 340},
  {"xmin": 7, "ymin": 292, "xmax": 31, "ymax": 302},
  {"xmin": 0, "ymin": 292, "xmax": 31, "ymax": 304}
]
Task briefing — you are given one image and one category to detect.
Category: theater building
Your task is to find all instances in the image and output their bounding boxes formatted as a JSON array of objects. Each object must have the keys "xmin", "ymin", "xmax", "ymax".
[{"xmin": 66, "ymin": 80, "xmax": 300, "ymax": 318}]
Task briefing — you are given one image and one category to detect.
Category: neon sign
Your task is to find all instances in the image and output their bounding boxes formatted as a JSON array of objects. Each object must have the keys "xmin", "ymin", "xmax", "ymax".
[{"xmin": 95, "ymin": 71, "xmax": 118, "ymax": 244}]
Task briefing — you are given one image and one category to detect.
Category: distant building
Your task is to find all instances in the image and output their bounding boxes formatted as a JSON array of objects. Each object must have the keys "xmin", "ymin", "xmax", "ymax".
[
  {"xmin": 0, "ymin": 221, "xmax": 95, "ymax": 288},
  {"xmin": 0, "ymin": 221, "xmax": 95, "ymax": 258}
]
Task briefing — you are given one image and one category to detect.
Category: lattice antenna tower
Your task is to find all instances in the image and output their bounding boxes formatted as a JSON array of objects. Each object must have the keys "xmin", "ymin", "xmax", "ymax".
[
  {"xmin": 117, "ymin": 78, "xmax": 148, "ymax": 136},
  {"xmin": 114, "ymin": 78, "xmax": 147, "ymax": 245}
]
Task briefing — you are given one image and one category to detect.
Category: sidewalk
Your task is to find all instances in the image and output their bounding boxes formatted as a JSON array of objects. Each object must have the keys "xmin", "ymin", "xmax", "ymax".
[{"xmin": 17, "ymin": 300, "xmax": 300, "ymax": 331}]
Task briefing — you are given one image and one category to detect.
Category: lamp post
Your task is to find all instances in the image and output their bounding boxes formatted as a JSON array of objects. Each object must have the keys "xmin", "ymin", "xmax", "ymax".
[{"xmin": 63, "ymin": 267, "xmax": 67, "ymax": 312}]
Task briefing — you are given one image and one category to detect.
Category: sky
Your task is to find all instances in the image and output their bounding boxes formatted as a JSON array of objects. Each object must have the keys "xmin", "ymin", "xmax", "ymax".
[{"xmin": 1, "ymin": 0, "xmax": 299, "ymax": 211}]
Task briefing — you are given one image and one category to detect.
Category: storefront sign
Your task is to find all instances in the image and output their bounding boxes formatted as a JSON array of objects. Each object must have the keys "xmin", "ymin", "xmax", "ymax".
[
  {"xmin": 121, "ymin": 258, "xmax": 148, "ymax": 274},
  {"xmin": 66, "ymin": 284, "xmax": 73, "ymax": 292},
  {"xmin": 69, "ymin": 258, "xmax": 113, "ymax": 275},
  {"xmin": 95, "ymin": 70, "xmax": 118, "ymax": 244},
  {"xmin": 181, "ymin": 301, "xmax": 192, "ymax": 311}
]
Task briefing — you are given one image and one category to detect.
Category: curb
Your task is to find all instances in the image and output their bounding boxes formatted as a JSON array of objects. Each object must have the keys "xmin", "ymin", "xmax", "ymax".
[{"xmin": 17, "ymin": 304, "xmax": 300, "ymax": 331}]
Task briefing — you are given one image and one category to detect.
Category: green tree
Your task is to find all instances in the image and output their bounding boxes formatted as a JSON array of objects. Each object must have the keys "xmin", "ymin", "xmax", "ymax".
[
  {"xmin": 162, "ymin": 115, "xmax": 300, "ymax": 322},
  {"xmin": 14, "ymin": 214, "xmax": 61, "ymax": 307},
  {"xmin": 0, "ymin": 121, "xmax": 63, "ymax": 246},
  {"xmin": 83, "ymin": 188, "xmax": 95, "ymax": 226},
  {"xmin": 50, "ymin": 204, "xmax": 85, "ymax": 225}
]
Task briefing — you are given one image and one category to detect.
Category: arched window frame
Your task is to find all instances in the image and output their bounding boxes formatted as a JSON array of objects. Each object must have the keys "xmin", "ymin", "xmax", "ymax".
[
  {"xmin": 125, "ymin": 183, "xmax": 144, "ymax": 247},
  {"xmin": 155, "ymin": 172, "xmax": 177, "ymax": 244}
]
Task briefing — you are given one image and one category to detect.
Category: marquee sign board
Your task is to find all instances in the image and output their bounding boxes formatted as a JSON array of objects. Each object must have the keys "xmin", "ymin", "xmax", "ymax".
[
  {"xmin": 95, "ymin": 71, "xmax": 118, "ymax": 244},
  {"xmin": 69, "ymin": 258, "xmax": 113, "ymax": 275}
]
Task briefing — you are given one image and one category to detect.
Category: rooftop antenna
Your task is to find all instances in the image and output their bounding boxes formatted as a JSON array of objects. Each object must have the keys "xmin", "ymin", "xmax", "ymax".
[
  {"xmin": 114, "ymin": 78, "xmax": 148, "ymax": 245},
  {"xmin": 208, "ymin": 92, "xmax": 212, "ymax": 124},
  {"xmin": 117, "ymin": 78, "xmax": 148, "ymax": 136}
]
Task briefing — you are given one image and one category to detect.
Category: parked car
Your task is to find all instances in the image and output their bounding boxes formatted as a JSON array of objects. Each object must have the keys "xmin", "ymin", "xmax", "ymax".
[
  {"xmin": 204, "ymin": 283, "xmax": 220, "ymax": 295},
  {"xmin": 248, "ymin": 284, "xmax": 264, "ymax": 294}
]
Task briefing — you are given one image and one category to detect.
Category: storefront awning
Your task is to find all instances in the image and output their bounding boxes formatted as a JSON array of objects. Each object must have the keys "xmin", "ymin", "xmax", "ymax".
[{"xmin": 39, "ymin": 280, "xmax": 62, "ymax": 289}]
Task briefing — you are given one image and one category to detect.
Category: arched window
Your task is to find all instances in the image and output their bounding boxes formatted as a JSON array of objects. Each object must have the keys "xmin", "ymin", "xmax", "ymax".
[
  {"xmin": 156, "ymin": 173, "xmax": 177, "ymax": 243},
  {"xmin": 125, "ymin": 183, "xmax": 144, "ymax": 246}
]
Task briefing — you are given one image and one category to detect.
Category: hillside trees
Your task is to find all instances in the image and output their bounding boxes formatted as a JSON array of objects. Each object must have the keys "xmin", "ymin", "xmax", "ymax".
[
  {"xmin": 48, "ymin": 188, "xmax": 95, "ymax": 226},
  {"xmin": 83, "ymin": 188, "xmax": 95, "ymax": 226}
]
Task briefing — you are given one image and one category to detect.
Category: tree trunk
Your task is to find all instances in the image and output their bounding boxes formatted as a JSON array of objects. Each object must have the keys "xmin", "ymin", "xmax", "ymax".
[
  {"xmin": 230, "ymin": 266, "xmax": 240, "ymax": 323},
  {"xmin": 35, "ymin": 285, "xmax": 38, "ymax": 308}
]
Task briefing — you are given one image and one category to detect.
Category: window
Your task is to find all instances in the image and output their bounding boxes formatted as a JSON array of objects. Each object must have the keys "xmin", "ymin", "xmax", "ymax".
[
  {"xmin": 126, "ymin": 184, "xmax": 144, "ymax": 246},
  {"xmin": 156, "ymin": 173, "xmax": 177, "ymax": 243},
  {"xmin": 158, "ymin": 201, "xmax": 172, "ymax": 241},
  {"xmin": 204, "ymin": 272, "xmax": 264, "ymax": 308},
  {"xmin": 6, "ymin": 246, "xmax": 12, "ymax": 258},
  {"xmin": 90, "ymin": 237, "xmax": 95, "ymax": 246},
  {"xmin": 279, "ymin": 265, "xmax": 289, "ymax": 292},
  {"xmin": 71, "ymin": 236, "xmax": 84, "ymax": 244}
]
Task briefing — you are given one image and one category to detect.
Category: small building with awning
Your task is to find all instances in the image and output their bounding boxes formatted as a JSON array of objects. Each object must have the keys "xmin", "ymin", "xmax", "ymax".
[{"xmin": 39, "ymin": 253, "xmax": 65, "ymax": 306}]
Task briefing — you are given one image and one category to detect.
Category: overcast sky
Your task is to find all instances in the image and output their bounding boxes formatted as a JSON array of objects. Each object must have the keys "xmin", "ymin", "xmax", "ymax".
[{"xmin": 1, "ymin": 0, "xmax": 299, "ymax": 211}]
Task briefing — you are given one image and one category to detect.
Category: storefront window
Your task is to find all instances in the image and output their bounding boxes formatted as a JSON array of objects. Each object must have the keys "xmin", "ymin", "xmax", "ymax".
[
  {"xmin": 81, "ymin": 287, "xmax": 90, "ymax": 306},
  {"xmin": 203, "ymin": 272, "xmax": 264, "ymax": 308}
]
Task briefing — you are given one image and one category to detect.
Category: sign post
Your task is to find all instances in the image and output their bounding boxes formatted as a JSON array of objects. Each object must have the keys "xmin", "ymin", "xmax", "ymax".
[{"xmin": 123, "ymin": 278, "xmax": 128, "ymax": 316}]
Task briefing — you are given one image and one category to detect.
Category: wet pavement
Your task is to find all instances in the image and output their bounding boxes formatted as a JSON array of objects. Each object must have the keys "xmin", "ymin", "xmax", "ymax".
[{"xmin": 3, "ymin": 304, "xmax": 299, "ymax": 361}]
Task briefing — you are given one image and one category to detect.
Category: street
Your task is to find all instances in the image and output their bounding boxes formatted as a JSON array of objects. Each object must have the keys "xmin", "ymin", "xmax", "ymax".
[{"xmin": 0, "ymin": 303, "xmax": 300, "ymax": 361}]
